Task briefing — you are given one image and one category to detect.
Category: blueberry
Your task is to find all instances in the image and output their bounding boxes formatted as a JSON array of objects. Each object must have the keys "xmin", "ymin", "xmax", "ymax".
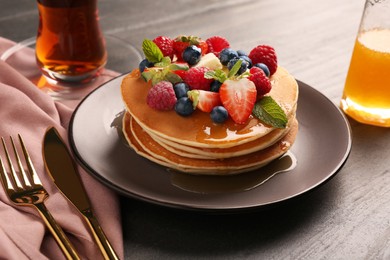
[
  {"xmin": 182, "ymin": 45, "xmax": 201, "ymax": 65},
  {"xmin": 227, "ymin": 57, "xmax": 249, "ymax": 75},
  {"xmin": 219, "ymin": 48, "xmax": 238, "ymax": 65},
  {"xmin": 210, "ymin": 80, "xmax": 222, "ymax": 92},
  {"xmin": 239, "ymin": 55, "xmax": 252, "ymax": 68},
  {"xmin": 254, "ymin": 63, "xmax": 270, "ymax": 77},
  {"xmin": 210, "ymin": 106, "xmax": 229, "ymax": 123},
  {"xmin": 237, "ymin": 50, "xmax": 248, "ymax": 56},
  {"xmin": 175, "ymin": 97, "xmax": 194, "ymax": 116},
  {"xmin": 173, "ymin": 82, "xmax": 190, "ymax": 98},
  {"xmin": 139, "ymin": 59, "xmax": 154, "ymax": 72}
]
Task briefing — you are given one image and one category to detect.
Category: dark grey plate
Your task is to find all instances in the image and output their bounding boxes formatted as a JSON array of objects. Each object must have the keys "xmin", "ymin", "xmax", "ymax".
[{"xmin": 69, "ymin": 75, "xmax": 352, "ymax": 212}]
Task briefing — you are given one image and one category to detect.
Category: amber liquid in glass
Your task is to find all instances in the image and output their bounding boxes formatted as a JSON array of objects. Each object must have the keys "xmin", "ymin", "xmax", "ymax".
[
  {"xmin": 36, "ymin": 0, "xmax": 107, "ymax": 83},
  {"xmin": 341, "ymin": 28, "xmax": 390, "ymax": 126}
]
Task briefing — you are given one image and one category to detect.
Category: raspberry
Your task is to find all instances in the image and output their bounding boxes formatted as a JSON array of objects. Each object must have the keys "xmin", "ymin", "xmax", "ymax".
[
  {"xmin": 248, "ymin": 67, "xmax": 272, "ymax": 97},
  {"xmin": 183, "ymin": 67, "xmax": 213, "ymax": 91},
  {"xmin": 153, "ymin": 36, "xmax": 174, "ymax": 59},
  {"xmin": 248, "ymin": 45, "xmax": 277, "ymax": 76},
  {"xmin": 206, "ymin": 36, "xmax": 230, "ymax": 56},
  {"xmin": 146, "ymin": 81, "xmax": 177, "ymax": 110}
]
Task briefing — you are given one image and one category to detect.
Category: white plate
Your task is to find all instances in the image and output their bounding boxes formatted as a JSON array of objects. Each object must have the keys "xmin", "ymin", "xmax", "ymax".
[{"xmin": 69, "ymin": 75, "xmax": 352, "ymax": 212}]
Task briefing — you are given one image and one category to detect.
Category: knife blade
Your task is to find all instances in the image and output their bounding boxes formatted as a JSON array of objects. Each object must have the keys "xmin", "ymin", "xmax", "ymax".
[{"xmin": 43, "ymin": 126, "xmax": 119, "ymax": 260}]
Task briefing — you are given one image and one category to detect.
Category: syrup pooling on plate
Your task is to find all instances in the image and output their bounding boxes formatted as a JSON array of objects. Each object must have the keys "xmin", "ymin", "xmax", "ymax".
[{"xmin": 170, "ymin": 151, "xmax": 297, "ymax": 194}]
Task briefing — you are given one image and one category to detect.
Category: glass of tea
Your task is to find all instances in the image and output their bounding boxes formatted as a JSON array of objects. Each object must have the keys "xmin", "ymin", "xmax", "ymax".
[
  {"xmin": 341, "ymin": 0, "xmax": 390, "ymax": 127},
  {"xmin": 35, "ymin": 0, "xmax": 107, "ymax": 85}
]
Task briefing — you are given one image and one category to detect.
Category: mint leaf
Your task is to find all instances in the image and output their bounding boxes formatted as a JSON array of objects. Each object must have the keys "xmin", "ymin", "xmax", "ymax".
[
  {"xmin": 252, "ymin": 96, "xmax": 288, "ymax": 128},
  {"xmin": 204, "ymin": 59, "xmax": 247, "ymax": 83},
  {"xmin": 151, "ymin": 70, "xmax": 165, "ymax": 86},
  {"xmin": 165, "ymin": 72, "xmax": 183, "ymax": 85},
  {"xmin": 141, "ymin": 70, "xmax": 155, "ymax": 82},
  {"xmin": 175, "ymin": 35, "xmax": 201, "ymax": 45},
  {"xmin": 187, "ymin": 90, "xmax": 199, "ymax": 109},
  {"xmin": 142, "ymin": 39, "xmax": 163, "ymax": 63},
  {"xmin": 142, "ymin": 67, "xmax": 183, "ymax": 86},
  {"xmin": 169, "ymin": 63, "xmax": 189, "ymax": 71},
  {"xmin": 154, "ymin": 56, "xmax": 171, "ymax": 67},
  {"xmin": 228, "ymin": 59, "xmax": 242, "ymax": 78},
  {"xmin": 204, "ymin": 71, "xmax": 214, "ymax": 79},
  {"xmin": 204, "ymin": 69, "xmax": 227, "ymax": 83}
]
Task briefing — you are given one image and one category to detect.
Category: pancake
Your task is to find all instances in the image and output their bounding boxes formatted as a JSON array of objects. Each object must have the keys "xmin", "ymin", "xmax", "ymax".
[
  {"xmin": 121, "ymin": 66, "xmax": 298, "ymax": 148},
  {"xmin": 146, "ymin": 110, "xmax": 296, "ymax": 159},
  {"xmin": 121, "ymin": 62, "xmax": 299, "ymax": 175},
  {"xmin": 123, "ymin": 112, "xmax": 299, "ymax": 175}
]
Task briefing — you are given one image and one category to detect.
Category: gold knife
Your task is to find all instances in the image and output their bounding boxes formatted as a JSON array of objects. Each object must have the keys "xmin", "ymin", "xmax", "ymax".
[{"xmin": 42, "ymin": 127, "xmax": 119, "ymax": 260}]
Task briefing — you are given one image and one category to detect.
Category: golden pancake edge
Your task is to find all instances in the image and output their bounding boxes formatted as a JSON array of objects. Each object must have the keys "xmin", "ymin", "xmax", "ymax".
[{"xmin": 122, "ymin": 112, "xmax": 298, "ymax": 175}]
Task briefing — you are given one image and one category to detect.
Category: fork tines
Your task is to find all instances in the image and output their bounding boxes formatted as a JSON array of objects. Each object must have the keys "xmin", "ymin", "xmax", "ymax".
[
  {"xmin": 0, "ymin": 135, "xmax": 41, "ymax": 192},
  {"xmin": 0, "ymin": 134, "xmax": 81, "ymax": 259}
]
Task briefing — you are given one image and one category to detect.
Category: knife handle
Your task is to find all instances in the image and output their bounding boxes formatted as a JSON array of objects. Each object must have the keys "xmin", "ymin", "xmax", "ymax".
[
  {"xmin": 82, "ymin": 209, "xmax": 119, "ymax": 260},
  {"xmin": 35, "ymin": 203, "xmax": 80, "ymax": 260}
]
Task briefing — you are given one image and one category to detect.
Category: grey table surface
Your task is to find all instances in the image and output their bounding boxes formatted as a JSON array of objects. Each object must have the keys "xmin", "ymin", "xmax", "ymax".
[{"xmin": 1, "ymin": 0, "xmax": 390, "ymax": 259}]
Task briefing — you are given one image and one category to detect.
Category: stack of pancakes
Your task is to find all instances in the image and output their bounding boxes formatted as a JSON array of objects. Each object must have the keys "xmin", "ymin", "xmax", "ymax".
[{"xmin": 121, "ymin": 67, "xmax": 299, "ymax": 175}]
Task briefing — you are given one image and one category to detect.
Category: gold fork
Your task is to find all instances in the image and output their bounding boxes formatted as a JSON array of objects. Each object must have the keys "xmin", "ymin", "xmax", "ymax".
[{"xmin": 0, "ymin": 135, "xmax": 80, "ymax": 260}]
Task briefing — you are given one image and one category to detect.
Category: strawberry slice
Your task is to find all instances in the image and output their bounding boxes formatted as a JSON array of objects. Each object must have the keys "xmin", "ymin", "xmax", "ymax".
[
  {"xmin": 188, "ymin": 90, "xmax": 222, "ymax": 113},
  {"xmin": 219, "ymin": 78, "xmax": 257, "ymax": 124},
  {"xmin": 171, "ymin": 61, "xmax": 189, "ymax": 79},
  {"xmin": 173, "ymin": 69, "xmax": 187, "ymax": 80}
]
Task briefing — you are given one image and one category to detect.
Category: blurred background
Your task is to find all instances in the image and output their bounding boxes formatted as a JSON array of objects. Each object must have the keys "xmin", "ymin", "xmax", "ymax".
[{"xmin": 0, "ymin": 0, "xmax": 364, "ymax": 101}]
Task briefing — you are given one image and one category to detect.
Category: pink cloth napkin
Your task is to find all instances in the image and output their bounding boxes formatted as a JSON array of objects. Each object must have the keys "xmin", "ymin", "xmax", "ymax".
[{"xmin": 0, "ymin": 37, "xmax": 123, "ymax": 259}]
